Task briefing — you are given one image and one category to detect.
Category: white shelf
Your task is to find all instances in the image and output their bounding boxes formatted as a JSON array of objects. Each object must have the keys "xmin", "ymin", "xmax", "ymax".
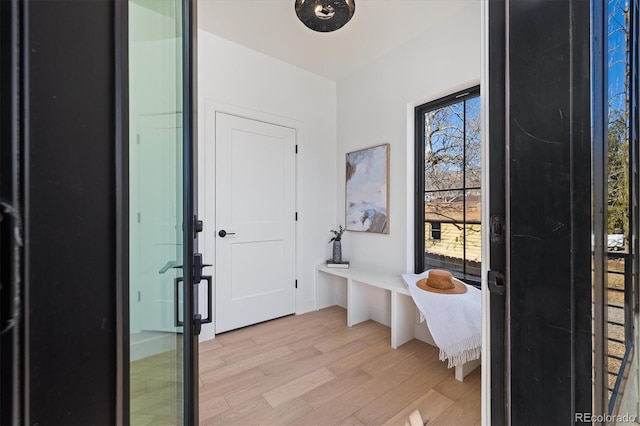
[{"xmin": 317, "ymin": 264, "xmax": 411, "ymax": 296}]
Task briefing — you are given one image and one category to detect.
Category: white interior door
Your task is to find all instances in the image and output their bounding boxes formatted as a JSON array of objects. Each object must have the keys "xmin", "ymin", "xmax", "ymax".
[
  {"xmin": 135, "ymin": 113, "xmax": 183, "ymax": 333},
  {"xmin": 215, "ymin": 112, "xmax": 296, "ymax": 333}
]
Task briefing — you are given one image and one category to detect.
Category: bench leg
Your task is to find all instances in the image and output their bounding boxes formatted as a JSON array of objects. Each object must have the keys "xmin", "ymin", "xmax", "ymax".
[
  {"xmin": 454, "ymin": 358, "xmax": 481, "ymax": 381},
  {"xmin": 391, "ymin": 292, "xmax": 415, "ymax": 349},
  {"xmin": 348, "ymin": 279, "xmax": 370, "ymax": 326}
]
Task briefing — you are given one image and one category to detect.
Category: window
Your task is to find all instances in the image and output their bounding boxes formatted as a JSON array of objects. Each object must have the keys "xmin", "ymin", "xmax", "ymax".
[
  {"xmin": 594, "ymin": 0, "xmax": 638, "ymax": 413},
  {"xmin": 430, "ymin": 222, "xmax": 442, "ymax": 240},
  {"xmin": 414, "ymin": 86, "xmax": 481, "ymax": 279}
]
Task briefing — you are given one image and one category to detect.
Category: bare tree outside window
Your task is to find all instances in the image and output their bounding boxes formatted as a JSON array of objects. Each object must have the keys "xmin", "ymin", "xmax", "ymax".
[
  {"xmin": 601, "ymin": 0, "xmax": 633, "ymax": 411},
  {"xmin": 417, "ymin": 89, "xmax": 481, "ymax": 278},
  {"xmin": 424, "ymin": 103, "xmax": 464, "ymax": 192},
  {"xmin": 607, "ymin": 0, "xmax": 630, "ymax": 240}
]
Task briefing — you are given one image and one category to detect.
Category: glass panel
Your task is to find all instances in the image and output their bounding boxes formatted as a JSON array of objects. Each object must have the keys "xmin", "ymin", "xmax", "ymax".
[
  {"xmin": 424, "ymin": 190, "xmax": 465, "ymax": 274},
  {"xmin": 607, "ymin": 0, "xmax": 630, "ymax": 247},
  {"xmin": 129, "ymin": 0, "xmax": 184, "ymax": 424},
  {"xmin": 465, "ymin": 97, "xmax": 482, "ymax": 188},
  {"xmin": 596, "ymin": 0, "xmax": 633, "ymax": 414},
  {"xmin": 424, "ymin": 103, "xmax": 464, "ymax": 191}
]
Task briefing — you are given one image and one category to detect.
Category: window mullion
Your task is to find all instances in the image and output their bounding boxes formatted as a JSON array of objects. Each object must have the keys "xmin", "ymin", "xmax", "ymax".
[{"xmin": 463, "ymin": 100, "xmax": 467, "ymax": 276}]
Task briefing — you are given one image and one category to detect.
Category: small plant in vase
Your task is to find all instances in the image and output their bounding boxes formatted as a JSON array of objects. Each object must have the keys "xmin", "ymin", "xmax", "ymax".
[{"xmin": 329, "ymin": 225, "xmax": 345, "ymax": 263}]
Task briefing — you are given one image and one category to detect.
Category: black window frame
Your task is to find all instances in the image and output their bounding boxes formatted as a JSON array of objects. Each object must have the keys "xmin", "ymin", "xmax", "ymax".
[{"xmin": 414, "ymin": 86, "xmax": 481, "ymax": 283}]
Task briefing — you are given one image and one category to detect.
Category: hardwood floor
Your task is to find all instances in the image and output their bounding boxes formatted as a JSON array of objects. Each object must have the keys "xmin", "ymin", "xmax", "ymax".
[
  {"xmin": 199, "ymin": 306, "xmax": 480, "ymax": 425},
  {"xmin": 131, "ymin": 340, "xmax": 183, "ymax": 425}
]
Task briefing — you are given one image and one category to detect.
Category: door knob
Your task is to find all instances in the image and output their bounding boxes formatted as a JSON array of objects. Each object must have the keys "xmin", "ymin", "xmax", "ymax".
[{"xmin": 218, "ymin": 230, "xmax": 236, "ymax": 238}]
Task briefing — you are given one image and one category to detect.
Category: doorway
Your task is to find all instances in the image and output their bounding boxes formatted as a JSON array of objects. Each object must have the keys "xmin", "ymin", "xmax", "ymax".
[{"xmin": 196, "ymin": 0, "xmax": 484, "ymax": 423}]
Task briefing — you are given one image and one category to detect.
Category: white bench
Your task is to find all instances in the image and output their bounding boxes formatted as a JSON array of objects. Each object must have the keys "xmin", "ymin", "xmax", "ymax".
[
  {"xmin": 316, "ymin": 264, "xmax": 416, "ymax": 349},
  {"xmin": 315, "ymin": 263, "xmax": 480, "ymax": 381}
]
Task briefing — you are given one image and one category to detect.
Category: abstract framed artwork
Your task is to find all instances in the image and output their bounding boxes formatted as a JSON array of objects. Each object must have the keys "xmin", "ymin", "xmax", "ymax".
[{"xmin": 345, "ymin": 143, "xmax": 389, "ymax": 233}]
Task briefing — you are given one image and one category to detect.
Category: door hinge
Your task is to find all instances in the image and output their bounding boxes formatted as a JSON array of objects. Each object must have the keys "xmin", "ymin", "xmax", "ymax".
[
  {"xmin": 194, "ymin": 214, "xmax": 204, "ymax": 239},
  {"xmin": 295, "ymin": 280, "xmax": 298, "ymax": 289},
  {"xmin": 295, "ymin": 212, "xmax": 298, "ymax": 221},
  {"xmin": 137, "ymin": 291, "xmax": 141, "ymax": 302},
  {"xmin": 137, "ymin": 212, "xmax": 141, "ymax": 223},
  {"xmin": 490, "ymin": 215, "xmax": 505, "ymax": 243},
  {"xmin": 136, "ymin": 133, "xmax": 141, "ymax": 144},
  {"xmin": 295, "ymin": 144, "xmax": 298, "ymax": 154}
]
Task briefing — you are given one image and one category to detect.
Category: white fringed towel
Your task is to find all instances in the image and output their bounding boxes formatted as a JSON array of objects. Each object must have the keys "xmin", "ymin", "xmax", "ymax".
[{"xmin": 402, "ymin": 271, "xmax": 482, "ymax": 368}]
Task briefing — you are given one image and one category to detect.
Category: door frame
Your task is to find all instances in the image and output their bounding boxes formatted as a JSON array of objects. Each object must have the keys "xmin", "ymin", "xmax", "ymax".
[
  {"xmin": 485, "ymin": 0, "xmax": 593, "ymax": 424},
  {"xmin": 116, "ymin": 1, "xmax": 129, "ymax": 423},
  {"xmin": 12, "ymin": 0, "xmax": 121, "ymax": 424},
  {"xmin": 8, "ymin": 0, "xmax": 196, "ymax": 423},
  {"xmin": 480, "ymin": 0, "xmax": 502, "ymax": 423},
  {"xmin": 182, "ymin": 1, "xmax": 199, "ymax": 423}
]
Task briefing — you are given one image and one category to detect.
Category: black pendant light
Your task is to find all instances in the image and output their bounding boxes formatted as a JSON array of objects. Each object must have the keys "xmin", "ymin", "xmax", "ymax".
[{"xmin": 295, "ymin": 0, "xmax": 356, "ymax": 33}]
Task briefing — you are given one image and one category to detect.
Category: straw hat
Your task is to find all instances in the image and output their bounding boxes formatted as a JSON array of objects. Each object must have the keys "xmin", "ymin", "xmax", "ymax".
[{"xmin": 417, "ymin": 269, "xmax": 467, "ymax": 295}]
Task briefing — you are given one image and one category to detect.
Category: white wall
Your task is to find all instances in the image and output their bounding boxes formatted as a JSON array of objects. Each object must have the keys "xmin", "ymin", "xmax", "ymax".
[
  {"xmin": 197, "ymin": 31, "xmax": 338, "ymax": 338},
  {"xmin": 335, "ymin": 4, "xmax": 481, "ymax": 275}
]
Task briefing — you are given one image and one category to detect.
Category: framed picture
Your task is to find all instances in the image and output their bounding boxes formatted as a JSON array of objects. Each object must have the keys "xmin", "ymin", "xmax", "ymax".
[{"xmin": 345, "ymin": 143, "xmax": 389, "ymax": 233}]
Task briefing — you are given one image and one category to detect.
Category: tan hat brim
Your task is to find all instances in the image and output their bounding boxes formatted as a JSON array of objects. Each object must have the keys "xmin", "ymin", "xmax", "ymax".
[{"xmin": 416, "ymin": 277, "xmax": 467, "ymax": 294}]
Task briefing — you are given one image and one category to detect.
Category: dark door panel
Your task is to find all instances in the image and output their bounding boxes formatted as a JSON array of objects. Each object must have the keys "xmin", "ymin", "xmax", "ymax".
[{"xmin": 489, "ymin": 1, "xmax": 593, "ymax": 423}]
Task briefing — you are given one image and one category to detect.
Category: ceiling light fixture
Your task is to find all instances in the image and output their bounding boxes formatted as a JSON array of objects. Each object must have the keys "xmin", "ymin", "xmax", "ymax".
[{"xmin": 295, "ymin": 0, "xmax": 356, "ymax": 33}]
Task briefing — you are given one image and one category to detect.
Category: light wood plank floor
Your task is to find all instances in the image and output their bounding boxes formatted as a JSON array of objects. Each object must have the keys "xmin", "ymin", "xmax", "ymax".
[
  {"xmin": 131, "ymin": 340, "xmax": 184, "ymax": 425},
  {"xmin": 199, "ymin": 306, "xmax": 480, "ymax": 425}
]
